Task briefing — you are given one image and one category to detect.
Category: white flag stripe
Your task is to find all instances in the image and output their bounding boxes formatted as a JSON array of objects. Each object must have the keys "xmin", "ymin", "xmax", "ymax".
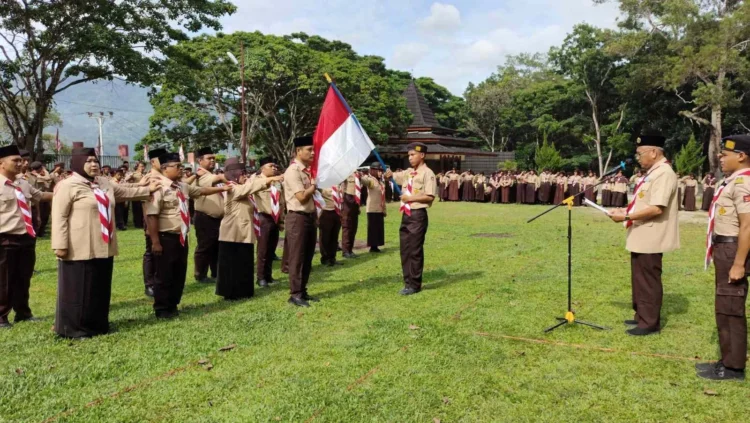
[{"xmin": 316, "ymin": 115, "xmax": 375, "ymax": 190}]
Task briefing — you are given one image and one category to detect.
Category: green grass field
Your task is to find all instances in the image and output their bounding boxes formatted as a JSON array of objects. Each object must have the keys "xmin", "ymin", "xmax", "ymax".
[{"xmin": 1, "ymin": 202, "xmax": 746, "ymax": 422}]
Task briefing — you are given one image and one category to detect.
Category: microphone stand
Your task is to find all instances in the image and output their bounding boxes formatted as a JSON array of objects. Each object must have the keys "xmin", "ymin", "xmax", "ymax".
[{"xmin": 527, "ymin": 175, "xmax": 617, "ymax": 333}]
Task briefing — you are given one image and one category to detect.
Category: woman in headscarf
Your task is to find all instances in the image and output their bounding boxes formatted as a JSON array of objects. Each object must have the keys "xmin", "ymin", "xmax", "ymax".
[
  {"xmin": 215, "ymin": 158, "xmax": 282, "ymax": 300},
  {"xmin": 52, "ymin": 148, "xmax": 159, "ymax": 339},
  {"xmin": 701, "ymin": 173, "xmax": 716, "ymax": 211}
]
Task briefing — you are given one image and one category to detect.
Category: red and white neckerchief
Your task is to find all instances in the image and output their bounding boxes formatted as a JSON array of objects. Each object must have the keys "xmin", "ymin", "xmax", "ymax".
[
  {"xmin": 247, "ymin": 192, "xmax": 262, "ymax": 238},
  {"xmin": 173, "ymin": 183, "xmax": 190, "ymax": 246},
  {"xmin": 624, "ymin": 161, "xmax": 670, "ymax": 229},
  {"xmin": 354, "ymin": 173, "xmax": 362, "ymax": 205},
  {"xmin": 4, "ymin": 180, "xmax": 35, "ymax": 237},
  {"xmin": 312, "ymin": 190, "xmax": 325, "ymax": 217},
  {"xmin": 88, "ymin": 181, "xmax": 112, "ymax": 243},
  {"xmin": 270, "ymin": 183, "xmax": 281, "ymax": 223},
  {"xmin": 331, "ymin": 185, "xmax": 343, "ymax": 216},
  {"xmin": 705, "ymin": 169, "xmax": 750, "ymax": 270},
  {"xmin": 400, "ymin": 171, "xmax": 417, "ymax": 216}
]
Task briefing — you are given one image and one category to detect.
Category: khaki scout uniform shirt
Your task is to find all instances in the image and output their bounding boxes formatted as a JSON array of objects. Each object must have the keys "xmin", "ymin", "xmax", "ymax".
[
  {"xmin": 361, "ymin": 175, "xmax": 386, "ymax": 214},
  {"xmin": 219, "ymin": 178, "xmax": 266, "ymax": 244},
  {"xmin": 392, "ymin": 163, "xmax": 438, "ymax": 210},
  {"xmin": 283, "ymin": 161, "xmax": 314, "ymax": 213},
  {"xmin": 713, "ymin": 169, "xmax": 750, "ymax": 237},
  {"xmin": 626, "ymin": 158, "xmax": 680, "ymax": 254},
  {"xmin": 343, "ymin": 173, "xmax": 360, "ymax": 196},
  {"xmin": 253, "ymin": 174, "xmax": 286, "ymax": 219},
  {"xmin": 448, "ymin": 172, "xmax": 460, "ymax": 182},
  {"xmin": 194, "ymin": 171, "xmax": 224, "ymax": 218},
  {"xmin": 51, "ymin": 173, "xmax": 150, "ymax": 260},
  {"xmin": 0, "ymin": 174, "xmax": 43, "ymax": 235},
  {"xmin": 145, "ymin": 175, "xmax": 203, "ymax": 234},
  {"xmin": 320, "ymin": 188, "xmax": 337, "ymax": 211},
  {"xmin": 685, "ymin": 178, "xmax": 697, "ymax": 188}
]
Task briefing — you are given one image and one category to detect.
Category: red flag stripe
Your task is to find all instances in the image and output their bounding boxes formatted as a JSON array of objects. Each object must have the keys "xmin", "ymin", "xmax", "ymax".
[{"xmin": 312, "ymin": 86, "xmax": 352, "ymax": 178}]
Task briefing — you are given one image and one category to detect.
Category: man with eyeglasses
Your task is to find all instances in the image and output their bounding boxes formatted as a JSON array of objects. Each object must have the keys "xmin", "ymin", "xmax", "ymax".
[
  {"xmin": 192, "ymin": 147, "xmax": 226, "ymax": 283},
  {"xmin": 608, "ymin": 131, "xmax": 679, "ymax": 336}
]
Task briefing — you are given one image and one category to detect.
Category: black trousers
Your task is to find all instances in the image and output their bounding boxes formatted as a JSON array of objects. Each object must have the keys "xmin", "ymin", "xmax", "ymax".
[
  {"xmin": 256, "ymin": 213, "xmax": 280, "ymax": 281},
  {"xmin": 400, "ymin": 209, "xmax": 428, "ymax": 290},
  {"xmin": 631, "ymin": 252, "xmax": 663, "ymax": 330},
  {"xmin": 318, "ymin": 210, "xmax": 341, "ymax": 264},
  {"xmin": 38, "ymin": 201, "xmax": 51, "ymax": 237},
  {"xmin": 341, "ymin": 195, "xmax": 359, "ymax": 254},
  {"xmin": 122, "ymin": 202, "xmax": 130, "ymax": 226},
  {"xmin": 0, "ymin": 234, "xmax": 35, "ymax": 323},
  {"xmin": 153, "ymin": 233, "xmax": 189, "ymax": 315},
  {"xmin": 115, "ymin": 203, "xmax": 127, "ymax": 229},
  {"xmin": 131, "ymin": 201, "xmax": 144, "ymax": 229},
  {"xmin": 367, "ymin": 213, "xmax": 385, "ymax": 247},
  {"xmin": 193, "ymin": 211, "xmax": 221, "ymax": 279},
  {"xmin": 713, "ymin": 242, "xmax": 749, "ymax": 370},
  {"xmin": 285, "ymin": 212, "xmax": 316, "ymax": 298},
  {"xmin": 143, "ymin": 234, "xmax": 155, "ymax": 289},
  {"xmin": 216, "ymin": 242, "xmax": 254, "ymax": 299},
  {"xmin": 55, "ymin": 257, "xmax": 114, "ymax": 338}
]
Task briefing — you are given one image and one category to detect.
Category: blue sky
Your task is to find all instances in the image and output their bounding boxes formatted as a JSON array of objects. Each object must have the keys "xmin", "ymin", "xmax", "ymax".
[{"xmin": 219, "ymin": 0, "xmax": 623, "ymax": 94}]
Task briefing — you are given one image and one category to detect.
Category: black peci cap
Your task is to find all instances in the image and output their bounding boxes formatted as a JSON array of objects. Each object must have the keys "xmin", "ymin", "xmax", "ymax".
[
  {"xmin": 293, "ymin": 136, "xmax": 313, "ymax": 148},
  {"xmin": 370, "ymin": 162, "xmax": 383, "ymax": 170},
  {"xmin": 721, "ymin": 135, "xmax": 750, "ymax": 154},
  {"xmin": 159, "ymin": 153, "xmax": 181, "ymax": 164},
  {"xmin": 148, "ymin": 148, "xmax": 167, "ymax": 160},
  {"xmin": 635, "ymin": 130, "xmax": 666, "ymax": 148},
  {"xmin": 406, "ymin": 142, "xmax": 427, "ymax": 153},
  {"xmin": 259, "ymin": 156, "xmax": 276, "ymax": 167},
  {"xmin": 197, "ymin": 147, "xmax": 214, "ymax": 157},
  {"xmin": 0, "ymin": 144, "xmax": 21, "ymax": 159}
]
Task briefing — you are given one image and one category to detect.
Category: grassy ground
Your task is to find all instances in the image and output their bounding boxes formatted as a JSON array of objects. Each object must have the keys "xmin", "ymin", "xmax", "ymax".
[{"xmin": 1, "ymin": 202, "xmax": 745, "ymax": 422}]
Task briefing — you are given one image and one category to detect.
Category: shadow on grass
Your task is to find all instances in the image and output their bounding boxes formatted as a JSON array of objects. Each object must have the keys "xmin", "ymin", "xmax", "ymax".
[
  {"xmin": 109, "ymin": 296, "xmax": 237, "ymax": 335},
  {"xmin": 317, "ymin": 268, "xmax": 485, "ymax": 299}
]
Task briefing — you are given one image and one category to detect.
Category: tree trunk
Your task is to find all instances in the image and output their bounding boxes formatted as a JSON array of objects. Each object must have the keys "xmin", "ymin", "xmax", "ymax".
[{"xmin": 709, "ymin": 104, "xmax": 722, "ymax": 177}]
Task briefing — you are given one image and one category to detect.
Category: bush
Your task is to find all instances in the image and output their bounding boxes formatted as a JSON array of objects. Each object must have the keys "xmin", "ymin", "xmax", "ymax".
[
  {"xmin": 674, "ymin": 135, "xmax": 705, "ymax": 175},
  {"xmin": 534, "ymin": 135, "xmax": 564, "ymax": 172}
]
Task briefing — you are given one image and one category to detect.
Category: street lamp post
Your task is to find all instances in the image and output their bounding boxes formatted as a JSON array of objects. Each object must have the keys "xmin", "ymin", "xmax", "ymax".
[{"xmin": 227, "ymin": 43, "xmax": 247, "ymax": 164}]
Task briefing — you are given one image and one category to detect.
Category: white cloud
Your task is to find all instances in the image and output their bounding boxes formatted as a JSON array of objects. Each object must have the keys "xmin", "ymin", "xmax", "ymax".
[
  {"xmin": 418, "ymin": 3, "xmax": 462, "ymax": 33},
  {"xmin": 391, "ymin": 43, "xmax": 430, "ymax": 69}
]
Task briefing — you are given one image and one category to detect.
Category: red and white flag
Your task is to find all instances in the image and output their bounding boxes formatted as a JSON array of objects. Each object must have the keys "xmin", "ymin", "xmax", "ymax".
[
  {"xmin": 55, "ymin": 129, "xmax": 61, "ymax": 153},
  {"xmin": 312, "ymin": 85, "xmax": 375, "ymax": 189}
]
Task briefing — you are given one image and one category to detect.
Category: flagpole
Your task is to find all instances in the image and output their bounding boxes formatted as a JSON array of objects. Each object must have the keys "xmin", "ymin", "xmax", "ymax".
[{"xmin": 323, "ymin": 73, "xmax": 401, "ymax": 196}]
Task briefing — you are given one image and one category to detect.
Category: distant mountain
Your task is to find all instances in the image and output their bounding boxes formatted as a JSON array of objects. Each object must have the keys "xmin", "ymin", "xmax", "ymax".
[{"xmin": 49, "ymin": 79, "xmax": 153, "ymax": 156}]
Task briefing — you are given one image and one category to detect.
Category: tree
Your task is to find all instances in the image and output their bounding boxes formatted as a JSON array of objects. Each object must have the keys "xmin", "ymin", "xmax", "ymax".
[
  {"xmin": 674, "ymin": 134, "xmax": 706, "ymax": 175},
  {"xmin": 601, "ymin": 0, "xmax": 750, "ymax": 173},
  {"xmin": 550, "ymin": 24, "xmax": 627, "ymax": 176},
  {"xmin": 143, "ymin": 32, "xmax": 412, "ymax": 165},
  {"xmin": 534, "ymin": 135, "xmax": 565, "ymax": 171},
  {"xmin": 0, "ymin": 0, "xmax": 236, "ymax": 158}
]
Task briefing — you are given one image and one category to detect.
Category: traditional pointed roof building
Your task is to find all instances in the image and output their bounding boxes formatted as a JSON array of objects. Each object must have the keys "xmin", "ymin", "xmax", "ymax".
[{"xmin": 379, "ymin": 80, "xmax": 513, "ymax": 173}]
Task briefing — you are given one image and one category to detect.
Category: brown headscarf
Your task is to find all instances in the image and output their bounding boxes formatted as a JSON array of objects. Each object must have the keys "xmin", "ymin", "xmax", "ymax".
[
  {"xmin": 70, "ymin": 147, "xmax": 97, "ymax": 181},
  {"xmin": 224, "ymin": 157, "xmax": 244, "ymax": 183}
]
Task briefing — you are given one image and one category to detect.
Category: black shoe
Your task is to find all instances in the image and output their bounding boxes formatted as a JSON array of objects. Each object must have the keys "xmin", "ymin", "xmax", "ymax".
[
  {"xmin": 144, "ymin": 287, "xmax": 154, "ymax": 297},
  {"xmin": 698, "ymin": 363, "xmax": 745, "ymax": 381},
  {"xmin": 369, "ymin": 247, "xmax": 382, "ymax": 253},
  {"xmin": 197, "ymin": 277, "xmax": 214, "ymax": 284},
  {"xmin": 331, "ymin": 260, "xmax": 344, "ymax": 266},
  {"xmin": 302, "ymin": 294, "xmax": 320, "ymax": 302},
  {"xmin": 0, "ymin": 321, "xmax": 11, "ymax": 329},
  {"xmin": 14, "ymin": 316, "xmax": 40, "ymax": 323},
  {"xmin": 343, "ymin": 252, "xmax": 358, "ymax": 259},
  {"xmin": 399, "ymin": 287, "xmax": 421, "ymax": 296},
  {"xmin": 695, "ymin": 361, "xmax": 722, "ymax": 373},
  {"xmin": 155, "ymin": 311, "xmax": 178, "ymax": 319},
  {"xmin": 272, "ymin": 255, "xmax": 281, "ymax": 261},
  {"xmin": 257, "ymin": 279, "xmax": 270, "ymax": 288},
  {"xmin": 624, "ymin": 319, "xmax": 638, "ymax": 325},
  {"xmin": 288, "ymin": 297, "xmax": 310, "ymax": 307},
  {"xmin": 195, "ymin": 275, "xmax": 206, "ymax": 283},
  {"xmin": 626, "ymin": 327, "xmax": 660, "ymax": 336}
]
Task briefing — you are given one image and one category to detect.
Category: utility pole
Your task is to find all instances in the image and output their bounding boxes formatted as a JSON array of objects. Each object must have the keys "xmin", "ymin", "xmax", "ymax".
[
  {"xmin": 87, "ymin": 111, "xmax": 113, "ymax": 155},
  {"xmin": 228, "ymin": 43, "xmax": 247, "ymax": 164}
]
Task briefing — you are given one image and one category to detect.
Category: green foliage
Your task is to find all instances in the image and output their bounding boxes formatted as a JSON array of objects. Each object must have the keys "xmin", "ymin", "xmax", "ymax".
[
  {"xmin": 143, "ymin": 31, "xmax": 413, "ymax": 165},
  {"xmin": 674, "ymin": 135, "xmax": 706, "ymax": 175},
  {"xmin": 0, "ymin": 0, "xmax": 236, "ymax": 155},
  {"xmin": 499, "ymin": 160, "xmax": 518, "ymax": 171},
  {"xmin": 412, "ymin": 77, "xmax": 467, "ymax": 131},
  {"xmin": 534, "ymin": 136, "xmax": 565, "ymax": 172}
]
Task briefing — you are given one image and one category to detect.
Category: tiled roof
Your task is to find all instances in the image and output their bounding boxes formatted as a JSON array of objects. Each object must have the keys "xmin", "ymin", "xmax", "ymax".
[{"xmin": 403, "ymin": 80, "xmax": 441, "ymax": 129}]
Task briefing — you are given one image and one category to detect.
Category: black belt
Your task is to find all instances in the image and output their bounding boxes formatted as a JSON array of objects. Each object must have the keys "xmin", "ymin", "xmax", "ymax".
[
  {"xmin": 713, "ymin": 235, "xmax": 738, "ymax": 244},
  {"xmin": 289, "ymin": 210, "xmax": 313, "ymax": 216}
]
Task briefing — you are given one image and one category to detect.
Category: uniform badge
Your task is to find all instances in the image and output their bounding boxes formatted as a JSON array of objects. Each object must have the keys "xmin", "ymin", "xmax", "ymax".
[
  {"xmin": 726, "ymin": 140, "xmax": 736, "ymax": 150},
  {"xmin": 638, "ymin": 191, "xmax": 645, "ymax": 199},
  {"xmin": 719, "ymin": 207, "xmax": 727, "ymax": 215},
  {"xmin": 736, "ymin": 177, "xmax": 744, "ymax": 184},
  {"xmin": 414, "ymin": 189, "xmax": 421, "ymax": 194}
]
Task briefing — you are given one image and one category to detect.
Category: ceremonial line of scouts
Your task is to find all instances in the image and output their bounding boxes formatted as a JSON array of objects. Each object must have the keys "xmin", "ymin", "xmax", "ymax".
[{"xmin": 0, "ymin": 130, "xmax": 748, "ymax": 381}]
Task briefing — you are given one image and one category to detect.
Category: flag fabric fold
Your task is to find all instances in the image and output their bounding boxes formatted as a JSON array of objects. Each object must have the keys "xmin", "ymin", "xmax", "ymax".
[{"xmin": 312, "ymin": 85, "xmax": 375, "ymax": 189}]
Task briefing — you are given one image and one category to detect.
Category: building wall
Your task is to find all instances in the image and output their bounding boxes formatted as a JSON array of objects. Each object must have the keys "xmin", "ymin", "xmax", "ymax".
[{"xmin": 463, "ymin": 152, "xmax": 515, "ymax": 174}]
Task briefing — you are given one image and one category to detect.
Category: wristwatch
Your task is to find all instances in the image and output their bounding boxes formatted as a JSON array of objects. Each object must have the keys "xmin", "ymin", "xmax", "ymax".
[{"xmin": 625, "ymin": 215, "xmax": 631, "ymax": 222}]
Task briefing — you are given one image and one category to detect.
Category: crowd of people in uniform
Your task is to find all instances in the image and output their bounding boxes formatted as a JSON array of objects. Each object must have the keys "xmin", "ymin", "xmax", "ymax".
[
  {"xmin": 0, "ymin": 139, "xmax": 437, "ymax": 339},
  {"xmin": 2, "ymin": 128, "xmax": 750, "ymax": 382}
]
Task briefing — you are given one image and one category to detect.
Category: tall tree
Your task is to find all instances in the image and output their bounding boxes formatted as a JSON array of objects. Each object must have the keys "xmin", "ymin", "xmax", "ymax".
[
  {"xmin": 0, "ymin": 0, "xmax": 236, "ymax": 157},
  {"xmin": 550, "ymin": 24, "xmax": 627, "ymax": 176},
  {"xmin": 600, "ymin": 0, "xmax": 750, "ymax": 172}
]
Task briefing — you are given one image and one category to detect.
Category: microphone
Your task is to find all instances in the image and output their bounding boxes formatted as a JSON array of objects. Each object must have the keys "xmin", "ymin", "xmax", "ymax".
[{"xmin": 600, "ymin": 159, "xmax": 633, "ymax": 179}]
